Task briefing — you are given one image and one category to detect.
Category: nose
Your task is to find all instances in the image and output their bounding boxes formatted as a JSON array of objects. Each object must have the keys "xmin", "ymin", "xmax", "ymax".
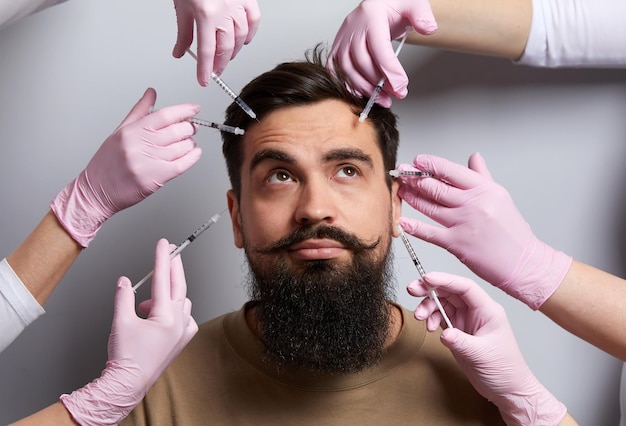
[{"xmin": 294, "ymin": 178, "xmax": 337, "ymax": 226}]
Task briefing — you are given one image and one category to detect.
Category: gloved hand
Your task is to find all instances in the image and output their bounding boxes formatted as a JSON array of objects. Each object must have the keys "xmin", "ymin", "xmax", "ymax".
[
  {"xmin": 408, "ymin": 271, "xmax": 567, "ymax": 425},
  {"xmin": 172, "ymin": 0, "xmax": 261, "ymax": 85},
  {"xmin": 328, "ymin": 0, "xmax": 437, "ymax": 107},
  {"xmin": 51, "ymin": 88, "xmax": 202, "ymax": 248},
  {"xmin": 397, "ymin": 153, "xmax": 572, "ymax": 310},
  {"xmin": 60, "ymin": 238, "xmax": 198, "ymax": 425}
]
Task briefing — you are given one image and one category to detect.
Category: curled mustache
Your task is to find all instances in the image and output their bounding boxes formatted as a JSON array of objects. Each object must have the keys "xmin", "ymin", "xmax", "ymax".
[{"xmin": 255, "ymin": 225, "xmax": 380, "ymax": 254}]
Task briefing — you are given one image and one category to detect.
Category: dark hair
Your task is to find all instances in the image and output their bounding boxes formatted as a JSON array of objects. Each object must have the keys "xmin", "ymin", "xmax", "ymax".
[{"xmin": 222, "ymin": 44, "xmax": 399, "ymax": 197}]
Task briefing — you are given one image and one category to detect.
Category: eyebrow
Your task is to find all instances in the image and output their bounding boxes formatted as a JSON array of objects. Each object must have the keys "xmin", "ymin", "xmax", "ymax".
[
  {"xmin": 323, "ymin": 148, "xmax": 373, "ymax": 169},
  {"xmin": 250, "ymin": 149, "xmax": 295, "ymax": 173},
  {"xmin": 249, "ymin": 147, "xmax": 374, "ymax": 173}
]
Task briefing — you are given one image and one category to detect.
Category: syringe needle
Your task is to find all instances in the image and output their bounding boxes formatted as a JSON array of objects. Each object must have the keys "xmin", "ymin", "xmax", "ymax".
[
  {"xmin": 186, "ymin": 48, "xmax": 258, "ymax": 121},
  {"xmin": 359, "ymin": 34, "xmax": 408, "ymax": 123},
  {"xmin": 397, "ymin": 226, "xmax": 454, "ymax": 329},
  {"xmin": 132, "ymin": 209, "xmax": 226, "ymax": 292}
]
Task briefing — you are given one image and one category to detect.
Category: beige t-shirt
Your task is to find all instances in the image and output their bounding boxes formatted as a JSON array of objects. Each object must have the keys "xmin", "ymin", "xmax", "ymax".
[{"xmin": 123, "ymin": 302, "xmax": 504, "ymax": 425}]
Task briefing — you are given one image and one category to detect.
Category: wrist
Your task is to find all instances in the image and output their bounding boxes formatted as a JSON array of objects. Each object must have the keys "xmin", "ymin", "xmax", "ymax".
[
  {"xmin": 496, "ymin": 379, "xmax": 567, "ymax": 426},
  {"xmin": 50, "ymin": 172, "xmax": 109, "ymax": 248},
  {"xmin": 501, "ymin": 238, "xmax": 573, "ymax": 310},
  {"xmin": 60, "ymin": 359, "xmax": 145, "ymax": 426}
]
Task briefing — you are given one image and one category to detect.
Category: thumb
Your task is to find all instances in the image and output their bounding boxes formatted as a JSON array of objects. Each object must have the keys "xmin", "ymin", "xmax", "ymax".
[
  {"xmin": 138, "ymin": 299, "xmax": 154, "ymax": 316},
  {"xmin": 113, "ymin": 276, "xmax": 137, "ymax": 323},
  {"xmin": 115, "ymin": 88, "xmax": 157, "ymax": 131},
  {"xmin": 467, "ymin": 152, "xmax": 493, "ymax": 179},
  {"xmin": 405, "ymin": 2, "xmax": 438, "ymax": 35},
  {"xmin": 440, "ymin": 328, "xmax": 474, "ymax": 355}
]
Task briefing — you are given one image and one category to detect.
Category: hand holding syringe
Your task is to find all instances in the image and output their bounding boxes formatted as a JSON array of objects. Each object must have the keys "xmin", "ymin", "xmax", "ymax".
[
  {"xmin": 133, "ymin": 209, "xmax": 226, "ymax": 292},
  {"xmin": 359, "ymin": 33, "xmax": 408, "ymax": 122},
  {"xmin": 186, "ymin": 48, "xmax": 258, "ymax": 121},
  {"xmin": 397, "ymin": 225, "xmax": 454, "ymax": 329}
]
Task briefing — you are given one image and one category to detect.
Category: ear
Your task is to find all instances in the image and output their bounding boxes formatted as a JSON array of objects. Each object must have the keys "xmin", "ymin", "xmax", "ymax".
[
  {"xmin": 391, "ymin": 179, "xmax": 402, "ymax": 238},
  {"xmin": 227, "ymin": 190, "xmax": 244, "ymax": 248}
]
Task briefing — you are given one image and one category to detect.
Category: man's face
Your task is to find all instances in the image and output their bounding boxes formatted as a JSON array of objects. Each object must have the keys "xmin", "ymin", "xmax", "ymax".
[{"xmin": 227, "ymin": 99, "xmax": 402, "ymax": 373}]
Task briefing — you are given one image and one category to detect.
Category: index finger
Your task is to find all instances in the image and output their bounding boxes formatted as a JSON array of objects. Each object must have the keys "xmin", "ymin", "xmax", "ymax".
[
  {"xmin": 144, "ymin": 103, "xmax": 201, "ymax": 133},
  {"xmin": 195, "ymin": 17, "xmax": 217, "ymax": 82},
  {"xmin": 421, "ymin": 272, "xmax": 494, "ymax": 312},
  {"xmin": 169, "ymin": 249, "xmax": 188, "ymax": 302},
  {"xmin": 150, "ymin": 238, "xmax": 174, "ymax": 313},
  {"xmin": 412, "ymin": 154, "xmax": 487, "ymax": 190}
]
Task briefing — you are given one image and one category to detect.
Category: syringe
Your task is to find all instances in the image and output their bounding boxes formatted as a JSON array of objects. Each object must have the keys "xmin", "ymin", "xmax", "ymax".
[
  {"xmin": 186, "ymin": 48, "xmax": 258, "ymax": 121},
  {"xmin": 388, "ymin": 170, "xmax": 432, "ymax": 178},
  {"xmin": 132, "ymin": 209, "xmax": 226, "ymax": 292},
  {"xmin": 188, "ymin": 117, "xmax": 245, "ymax": 135},
  {"xmin": 359, "ymin": 33, "xmax": 408, "ymax": 123},
  {"xmin": 397, "ymin": 225, "xmax": 454, "ymax": 329}
]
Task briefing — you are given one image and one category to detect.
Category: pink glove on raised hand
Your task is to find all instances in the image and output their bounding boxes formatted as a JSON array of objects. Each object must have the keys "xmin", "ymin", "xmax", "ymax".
[
  {"xmin": 408, "ymin": 272, "xmax": 567, "ymax": 425},
  {"xmin": 51, "ymin": 88, "xmax": 202, "ymax": 248},
  {"xmin": 172, "ymin": 0, "xmax": 261, "ymax": 85},
  {"xmin": 60, "ymin": 238, "xmax": 198, "ymax": 425},
  {"xmin": 328, "ymin": 0, "xmax": 437, "ymax": 107},
  {"xmin": 398, "ymin": 153, "xmax": 572, "ymax": 310}
]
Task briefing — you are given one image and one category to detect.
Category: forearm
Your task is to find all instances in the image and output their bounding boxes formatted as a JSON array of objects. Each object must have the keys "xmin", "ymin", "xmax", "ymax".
[
  {"xmin": 540, "ymin": 260, "xmax": 626, "ymax": 361},
  {"xmin": 405, "ymin": 0, "xmax": 532, "ymax": 60},
  {"xmin": 560, "ymin": 412, "xmax": 578, "ymax": 425},
  {"xmin": 6, "ymin": 210, "xmax": 81, "ymax": 305}
]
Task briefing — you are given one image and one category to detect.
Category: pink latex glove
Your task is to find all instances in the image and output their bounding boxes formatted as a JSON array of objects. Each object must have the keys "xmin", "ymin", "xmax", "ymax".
[
  {"xmin": 408, "ymin": 271, "xmax": 567, "ymax": 425},
  {"xmin": 51, "ymin": 88, "xmax": 202, "ymax": 248},
  {"xmin": 172, "ymin": 0, "xmax": 261, "ymax": 85},
  {"xmin": 397, "ymin": 153, "xmax": 572, "ymax": 310},
  {"xmin": 60, "ymin": 238, "xmax": 198, "ymax": 425},
  {"xmin": 328, "ymin": 0, "xmax": 437, "ymax": 107}
]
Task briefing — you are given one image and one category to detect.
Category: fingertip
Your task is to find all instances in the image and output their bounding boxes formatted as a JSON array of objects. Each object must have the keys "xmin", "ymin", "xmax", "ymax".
[
  {"xmin": 117, "ymin": 276, "xmax": 131, "ymax": 289},
  {"xmin": 198, "ymin": 71, "xmax": 210, "ymax": 87},
  {"xmin": 399, "ymin": 217, "xmax": 416, "ymax": 234},
  {"xmin": 440, "ymin": 328, "xmax": 451, "ymax": 341},
  {"xmin": 440, "ymin": 327, "xmax": 459, "ymax": 346},
  {"xmin": 416, "ymin": 21, "xmax": 438, "ymax": 35},
  {"xmin": 406, "ymin": 280, "xmax": 421, "ymax": 296},
  {"xmin": 172, "ymin": 45, "xmax": 185, "ymax": 59},
  {"xmin": 413, "ymin": 307, "xmax": 426, "ymax": 321},
  {"xmin": 376, "ymin": 93, "xmax": 393, "ymax": 108}
]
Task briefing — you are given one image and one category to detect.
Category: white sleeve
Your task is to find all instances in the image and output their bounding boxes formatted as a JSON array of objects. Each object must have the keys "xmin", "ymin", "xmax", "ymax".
[
  {"xmin": 0, "ymin": 258, "xmax": 45, "ymax": 353},
  {"xmin": 517, "ymin": 0, "xmax": 626, "ymax": 68},
  {"xmin": 0, "ymin": 0, "xmax": 68, "ymax": 32}
]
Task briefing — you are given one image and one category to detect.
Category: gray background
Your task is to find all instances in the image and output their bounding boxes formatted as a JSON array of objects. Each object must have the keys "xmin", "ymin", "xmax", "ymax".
[{"xmin": 1, "ymin": 0, "xmax": 625, "ymax": 423}]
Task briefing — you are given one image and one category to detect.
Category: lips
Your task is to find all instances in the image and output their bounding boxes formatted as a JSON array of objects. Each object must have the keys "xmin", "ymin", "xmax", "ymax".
[{"xmin": 288, "ymin": 239, "xmax": 347, "ymax": 260}]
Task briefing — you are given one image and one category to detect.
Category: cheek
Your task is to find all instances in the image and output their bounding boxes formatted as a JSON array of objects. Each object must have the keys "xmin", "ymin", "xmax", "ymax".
[
  {"xmin": 344, "ymin": 191, "xmax": 394, "ymax": 238},
  {"xmin": 239, "ymin": 198, "xmax": 292, "ymax": 247}
]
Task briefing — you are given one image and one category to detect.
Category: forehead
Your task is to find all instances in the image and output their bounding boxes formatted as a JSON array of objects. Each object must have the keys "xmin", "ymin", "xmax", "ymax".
[{"xmin": 240, "ymin": 99, "xmax": 382, "ymax": 165}]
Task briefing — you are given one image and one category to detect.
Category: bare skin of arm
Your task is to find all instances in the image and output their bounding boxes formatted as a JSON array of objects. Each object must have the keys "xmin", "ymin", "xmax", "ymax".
[
  {"xmin": 6, "ymin": 210, "xmax": 81, "ymax": 306},
  {"xmin": 560, "ymin": 412, "xmax": 578, "ymax": 425},
  {"xmin": 406, "ymin": 0, "xmax": 532, "ymax": 60},
  {"xmin": 540, "ymin": 260, "xmax": 626, "ymax": 362}
]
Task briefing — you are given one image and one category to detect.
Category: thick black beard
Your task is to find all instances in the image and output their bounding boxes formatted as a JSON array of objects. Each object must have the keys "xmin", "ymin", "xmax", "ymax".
[{"xmin": 244, "ymin": 245, "xmax": 396, "ymax": 375}]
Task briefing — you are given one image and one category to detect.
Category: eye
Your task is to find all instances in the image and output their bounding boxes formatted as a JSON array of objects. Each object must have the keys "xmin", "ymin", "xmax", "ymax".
[
  {"xmin": 267, "ymin": 170, "xmax": 294, "ymax": 183},
  {"xmin": 335, "ymin": 165, "xmax": 360, "ymax": 179}
]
